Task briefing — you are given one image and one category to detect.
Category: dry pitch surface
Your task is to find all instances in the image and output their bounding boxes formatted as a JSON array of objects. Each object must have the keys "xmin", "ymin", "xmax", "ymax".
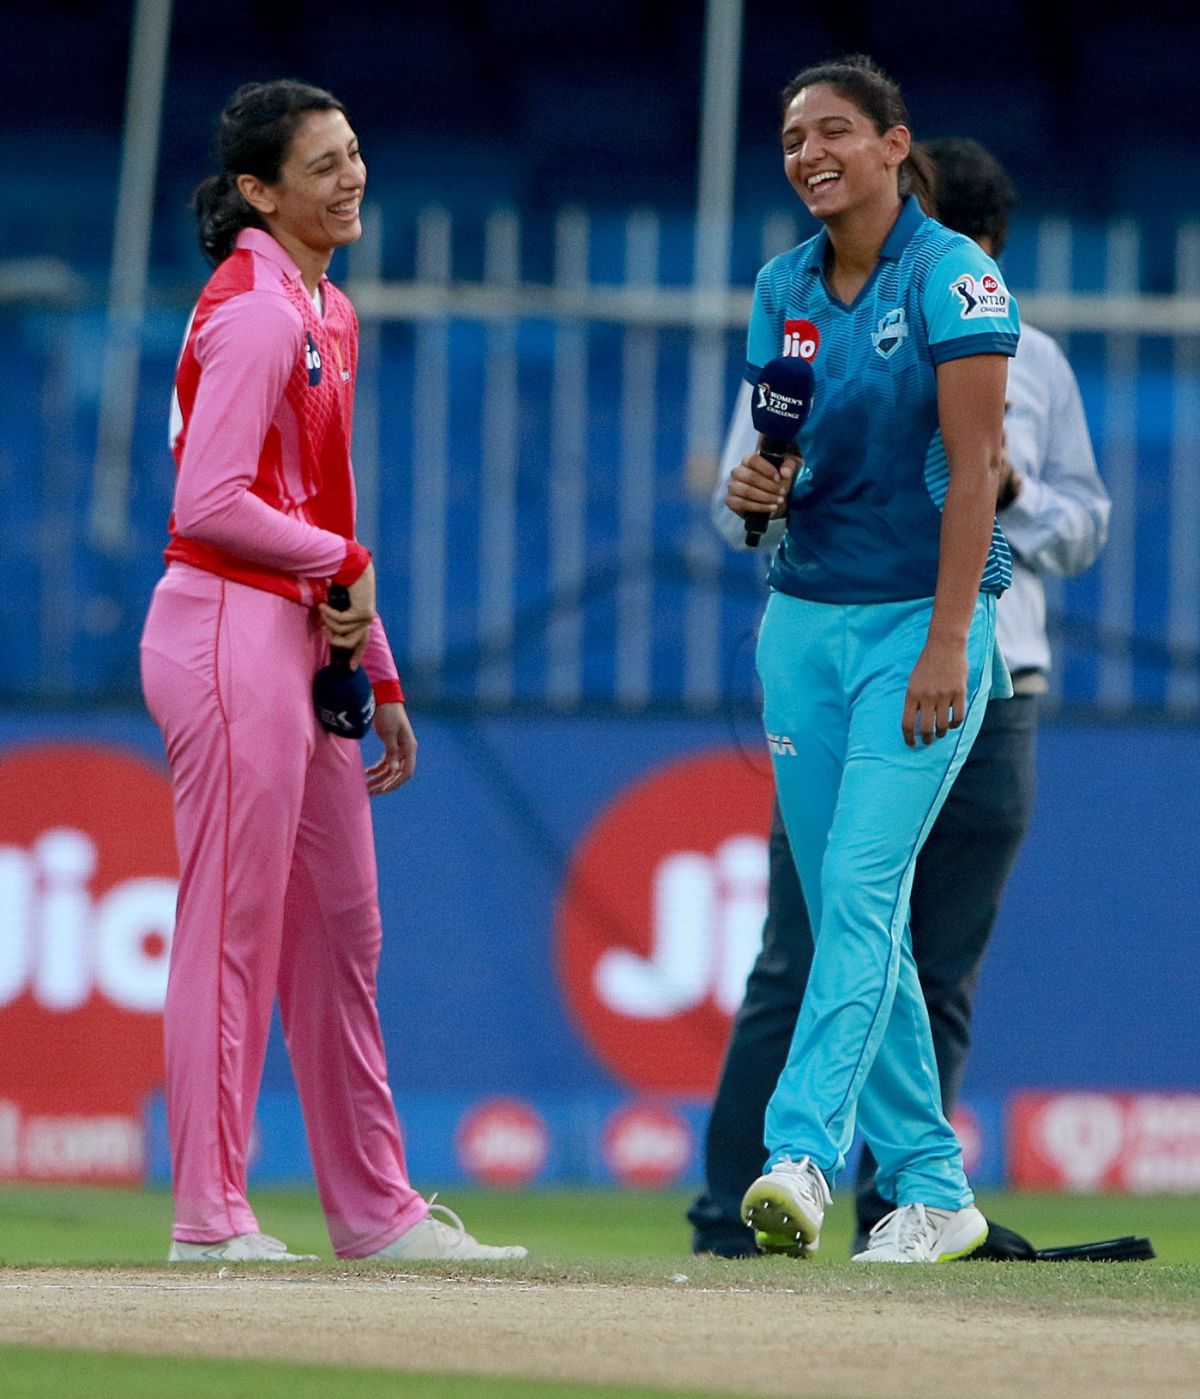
[{"xmin": 2, "ymin": 1264, "xmax": 1197, "ymax": 1398}]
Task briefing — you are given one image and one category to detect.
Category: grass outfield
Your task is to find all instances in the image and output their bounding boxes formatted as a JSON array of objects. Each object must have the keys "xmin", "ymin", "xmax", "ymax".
[
  {"xmin": 0, "ymin": 1349, "xmax": 762, "ymax": 1399},
  {"xmin": 0, "ymin": 1182, "xmax": 1196, "ymax": 1268}
]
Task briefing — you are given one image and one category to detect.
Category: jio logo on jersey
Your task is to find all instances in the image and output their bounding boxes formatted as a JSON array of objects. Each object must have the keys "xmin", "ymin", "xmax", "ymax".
[
  {"xmin": 555, "ymin": 750, "xmax": 773, "ymax": 1094},
  {"xmin": 305, "ymin": 332, "xmax": 323, "ymax": 386},
  {"xmin": 782, "ymin": 318, "xmax": 820, "ymax": 361}
]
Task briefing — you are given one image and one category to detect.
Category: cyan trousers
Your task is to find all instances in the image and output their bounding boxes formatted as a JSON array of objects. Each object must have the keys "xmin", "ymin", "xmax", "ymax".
[{"xmin": 756, "ymin": 589, "xmax": 996, "ymax": 1209}]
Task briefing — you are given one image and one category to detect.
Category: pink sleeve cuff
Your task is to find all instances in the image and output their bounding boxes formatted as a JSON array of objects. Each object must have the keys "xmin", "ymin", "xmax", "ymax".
[
  {"xmin": 371, "ymin": 679, "xmax": 405, "ymax": 706},
  {"xmin": 333, "ymin": 541, "xmax": 372, "ymax": 587}
]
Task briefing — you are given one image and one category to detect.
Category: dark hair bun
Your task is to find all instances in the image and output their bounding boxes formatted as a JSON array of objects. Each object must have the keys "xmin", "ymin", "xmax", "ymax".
[{"xmin": 192, "ymin": 80, "xmax": 345, "ymax": 266}]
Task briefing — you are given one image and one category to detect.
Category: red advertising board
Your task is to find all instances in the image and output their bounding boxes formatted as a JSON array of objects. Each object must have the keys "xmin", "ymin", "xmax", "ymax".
[
  {"xmin": 555, "ymin": 749, "xmax": 774, "ymax": 1095},
  {"xmin": 1010, "ymin": 1092, "xmax": 1200, "ymax": 1192},
  {"xmin": 0, "ymin": 744, "xmax": 176, "ymax": 1183}
]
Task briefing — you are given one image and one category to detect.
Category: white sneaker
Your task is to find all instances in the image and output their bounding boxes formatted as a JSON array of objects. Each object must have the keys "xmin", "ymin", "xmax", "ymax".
[
  {"xmin": 367, "ymin": 1202, "xmax": 528, "ymax": 1261},
  {"xmin": 740, "ymin": 1156, "xmax": 831, "ymax": 1257},
  {"xmin": 168, "ymin": 1231, "xmax": 318, "ymax": 1262},
  {"xmin": 852, "ymin": 1204, "xmax": 988, "ymax": 1263}
]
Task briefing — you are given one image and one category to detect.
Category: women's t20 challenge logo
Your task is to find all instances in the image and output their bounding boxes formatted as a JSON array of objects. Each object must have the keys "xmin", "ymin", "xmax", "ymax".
[
  {"xmin": 555, "ymin": 750, "xmax": 773, "ymax": 1094},
  {"xmin": 951, "ymin": 272, "xmax": 1010, "ymax": 319}
]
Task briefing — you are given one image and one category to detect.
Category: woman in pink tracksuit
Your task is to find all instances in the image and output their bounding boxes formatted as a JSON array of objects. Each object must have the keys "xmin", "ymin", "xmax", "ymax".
[{"xmin": 141, "ymin": 80, "xmax": 525, "ymax": 1263}]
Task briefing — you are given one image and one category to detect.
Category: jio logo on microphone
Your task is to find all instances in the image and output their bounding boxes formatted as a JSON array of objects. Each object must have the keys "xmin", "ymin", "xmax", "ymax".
[{"xmin": 555, "ymin": 750, "xmax": 773, "ymax": 1094}]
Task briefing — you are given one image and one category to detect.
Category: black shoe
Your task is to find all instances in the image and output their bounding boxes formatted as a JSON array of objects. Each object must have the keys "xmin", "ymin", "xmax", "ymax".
[
  {"xmin": 968, "ymin": 1220, "xmax": 1038, "ymax": 1261},
  {"xmin": 692, "ymin": 1231, "xmax": 762, "ymax": 1259},
  {"xmin": 964, "ymin": 1219, "xmax": 1154, "ymax": 1262}
]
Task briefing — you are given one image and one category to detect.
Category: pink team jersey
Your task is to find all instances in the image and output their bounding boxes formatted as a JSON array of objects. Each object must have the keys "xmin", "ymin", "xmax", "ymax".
[{"xmin": 166, "ymin": 227, "xmax": 401, "ymax": 703}]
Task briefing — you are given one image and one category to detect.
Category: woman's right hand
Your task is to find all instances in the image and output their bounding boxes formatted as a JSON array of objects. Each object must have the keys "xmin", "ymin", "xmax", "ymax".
[
  {"xmin": 319, "ymin": 561, "xmax": 376, "ymax": 669},
  {"xmin": 725, "ymin": 450, "xmax": 800, "ymax": 519}
]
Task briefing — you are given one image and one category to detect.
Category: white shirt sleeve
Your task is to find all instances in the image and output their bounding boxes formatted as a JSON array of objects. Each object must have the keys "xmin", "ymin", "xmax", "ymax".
[
  {"xmin": 999, "ymin": 329, "xmax": 1111, "ymax": 578},
  {"xmin": 709, "ymin": 380, "xmax": 787, "ymax": 552}
]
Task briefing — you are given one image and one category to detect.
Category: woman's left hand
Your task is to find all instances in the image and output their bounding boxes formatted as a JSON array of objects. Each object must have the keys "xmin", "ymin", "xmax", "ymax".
[
  {"xmin": 902, "ymin": 637, "xmax": 967, "ymax": 748},
  {"xmin": 366, "ymin": 702, "xmax": 418, "ymax": 795}
]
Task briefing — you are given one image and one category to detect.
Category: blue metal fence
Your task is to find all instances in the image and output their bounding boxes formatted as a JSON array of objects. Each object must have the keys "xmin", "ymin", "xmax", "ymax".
[{"xmin": 2, "ymin": 208, "xmax": 1197, "ymax": 715}]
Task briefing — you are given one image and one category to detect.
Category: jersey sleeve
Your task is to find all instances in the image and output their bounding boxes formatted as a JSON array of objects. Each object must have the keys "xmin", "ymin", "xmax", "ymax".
[
  {"xmin": 745, "ymin": 261, "xmax": 781, "ymax": 383},
  {"xmin": 173, "ymin": 291, "xmax": 358, "ymax": 579},
  {"xmin": 922, "ymin": 241, "xmax": 1020, "ymax": 366},
  {"xmin": 362, "ymin": 614, "xmax": 405, "ymax": 705}
]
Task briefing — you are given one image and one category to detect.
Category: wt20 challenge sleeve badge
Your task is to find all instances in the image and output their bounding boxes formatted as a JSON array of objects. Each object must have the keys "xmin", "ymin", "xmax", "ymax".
[{"xmin": 951, "ymin": 271, "xmax": 1011, "ymax": 319}]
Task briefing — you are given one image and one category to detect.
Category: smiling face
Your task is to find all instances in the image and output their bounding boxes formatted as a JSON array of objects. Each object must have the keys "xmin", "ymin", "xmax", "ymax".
[
  {"xmin": 237, "ymin": 108, "xmax": 366, "ymax": 267},
  {"xmin": 781, "ymin": 84, "xmax": 909, "ymax": 224}
]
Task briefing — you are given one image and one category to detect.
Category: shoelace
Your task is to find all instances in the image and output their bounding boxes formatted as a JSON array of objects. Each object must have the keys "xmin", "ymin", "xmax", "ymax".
[
  {"xmin": 773, "ymin": 1155, "xmax": 832, "ymax": 1206},
  {"xmin": 865, "ymin": 1205, "xmax": 935, "ymax": 1258},
  {"xmin": 423, "ymin": 1194, "xmax": 469, "ymax": 1245}
]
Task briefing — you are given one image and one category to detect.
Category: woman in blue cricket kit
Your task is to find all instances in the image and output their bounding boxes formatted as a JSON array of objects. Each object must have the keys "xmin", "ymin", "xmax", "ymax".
[{"xmin": 725, "ymin": 55, "xmax": 1020, "ymax": 1263}]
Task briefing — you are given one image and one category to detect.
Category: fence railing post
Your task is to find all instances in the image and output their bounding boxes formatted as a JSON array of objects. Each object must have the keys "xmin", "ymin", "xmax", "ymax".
[
  {"xmin": 410, "ymin": 206, "xmax": 453, "ymax": 691},
  {"xmin": 1098, "ymin": 220, "xmax": 1141, "ymax": 712},
  {"xmin": 1167, "ymin": 222, "xmax": 1200, "ymax": 712},
  {"xmin": 478, "ymin": 207, "xmax": 522, "ymax": 706}
]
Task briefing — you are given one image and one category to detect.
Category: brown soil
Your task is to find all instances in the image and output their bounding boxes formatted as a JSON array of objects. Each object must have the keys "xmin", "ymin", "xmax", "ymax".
[{"xmin": 2, "ymin": 1268, "xmax": 1197, "ymax": 1398}]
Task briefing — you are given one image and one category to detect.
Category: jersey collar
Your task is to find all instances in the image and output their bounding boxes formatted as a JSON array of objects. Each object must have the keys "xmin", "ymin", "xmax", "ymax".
[
  {"xmin": 880, "ymin": 194, "xmax": 928, "ymax": 258},
  {"xmin": 235, "ymin": 227, "xmax": 323, "ymax": 287},
  {"xmin": 804, "ymin": 194, "xmax": 928, "ymax": 273}
]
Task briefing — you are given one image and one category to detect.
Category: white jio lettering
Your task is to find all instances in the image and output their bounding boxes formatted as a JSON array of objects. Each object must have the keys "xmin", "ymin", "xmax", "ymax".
[
  {"xmin": 784, "ymin": 332, "xmax": 817, "ymax": 359},
  {"xmin": 593, "ymin": 836, "xmax": 766, "ymax": 1019},
  {"xmin": 0, "ymin": 829, "xmax": 178, "ymax": 1014}
]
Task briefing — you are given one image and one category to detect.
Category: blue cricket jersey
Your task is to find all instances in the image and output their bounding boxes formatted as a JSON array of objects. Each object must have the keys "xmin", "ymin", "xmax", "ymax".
[{"xmin": 746, "ymin": 195, "xmax": 1020, "ymax": 603}]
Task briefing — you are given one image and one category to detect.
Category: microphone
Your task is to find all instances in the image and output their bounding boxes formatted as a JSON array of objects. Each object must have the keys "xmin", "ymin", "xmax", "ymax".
[
  {"xmin": 744, "ymin": 356, "xmax": 816, "ymax": 547},
  {"xmin": 312, "ymin": 583, "xmax": 376, "ymax": 740}
]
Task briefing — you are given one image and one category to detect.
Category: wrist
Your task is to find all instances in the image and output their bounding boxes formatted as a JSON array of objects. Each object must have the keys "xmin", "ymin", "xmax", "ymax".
[{"xmin": 925, "ymin": 620, "xmax": 969, "ymax": 650}]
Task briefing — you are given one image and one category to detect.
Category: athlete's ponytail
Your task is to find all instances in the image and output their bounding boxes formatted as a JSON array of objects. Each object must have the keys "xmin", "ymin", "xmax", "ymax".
[
  {"xmin": 779, "ymin": 55, "xmax": 938, "ymax": 219},
  {"xmin": 193, "ymin": 79, "xmax": 346, "ymax": 266},
  {"xmin": 904, "ymin": 143, "xmax": 938, "ymax": 219}
]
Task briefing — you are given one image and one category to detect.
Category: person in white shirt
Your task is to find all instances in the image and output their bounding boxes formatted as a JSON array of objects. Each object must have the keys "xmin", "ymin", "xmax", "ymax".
[{"xmin": 689, "ymin": 135, "xmax": 1111, "ymax": 1258}]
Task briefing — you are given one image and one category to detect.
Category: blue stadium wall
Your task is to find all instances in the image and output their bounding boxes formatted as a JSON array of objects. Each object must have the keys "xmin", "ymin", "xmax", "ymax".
[{"xmin": 1, "ymin": 711, "xmax": 1195, "ymax": 1190}]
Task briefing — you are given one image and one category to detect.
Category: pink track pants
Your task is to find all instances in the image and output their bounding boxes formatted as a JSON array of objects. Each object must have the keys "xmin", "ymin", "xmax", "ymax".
[{"xmin": 140, "ymin": 563, "xmax": 427, "ymax": 1257}]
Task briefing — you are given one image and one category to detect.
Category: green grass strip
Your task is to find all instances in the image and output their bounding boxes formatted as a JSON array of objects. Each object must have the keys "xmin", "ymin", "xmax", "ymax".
[{"xmin": 0, "ymin": 1346, "xmax": 774, "ymax": 1399}]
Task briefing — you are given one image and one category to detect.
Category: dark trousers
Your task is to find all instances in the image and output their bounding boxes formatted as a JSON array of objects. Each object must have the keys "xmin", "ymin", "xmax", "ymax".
[{"xmin": 687, "ymin": 695, "xmax": 1038, "ymax": 1255}]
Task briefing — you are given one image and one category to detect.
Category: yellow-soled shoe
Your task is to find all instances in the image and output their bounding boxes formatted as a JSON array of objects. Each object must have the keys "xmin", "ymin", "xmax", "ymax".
[
  {"xmin": 740, "ymin": 1156, "xmax": 831, "ymax": 1258},
  {"xmin": 852, "ymin": 1204, "xmax": 988, "ymax": 1263}
]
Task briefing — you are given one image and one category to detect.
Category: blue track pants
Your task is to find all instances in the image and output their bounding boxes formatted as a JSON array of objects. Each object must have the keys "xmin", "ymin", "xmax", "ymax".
[{"xmin": 756, "ymin": 589, "xmax": 997, "ymax": 1209}]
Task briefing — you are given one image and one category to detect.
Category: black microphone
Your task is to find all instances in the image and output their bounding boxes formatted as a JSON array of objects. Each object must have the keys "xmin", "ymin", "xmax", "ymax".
[
  {"xmin": 744, "ymin": 356, "xmax": 816, "ymax": 547},
  {"xmin": 312, "ymin": 583, "xmax": 376, "ymax": 740}
]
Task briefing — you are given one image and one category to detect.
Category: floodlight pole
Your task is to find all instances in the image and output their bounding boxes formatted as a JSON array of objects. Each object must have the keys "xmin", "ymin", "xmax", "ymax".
[
  {"xmin": 692, "ymin": 0, "xmax": 744, "ymax": 312},
  {"xmin": 89, "ymin": 0, "xmax": 173, "ymax": 551},
  {"xmin": 683, "ymin": 0, "xmax": 744, "ymax": 702}
]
